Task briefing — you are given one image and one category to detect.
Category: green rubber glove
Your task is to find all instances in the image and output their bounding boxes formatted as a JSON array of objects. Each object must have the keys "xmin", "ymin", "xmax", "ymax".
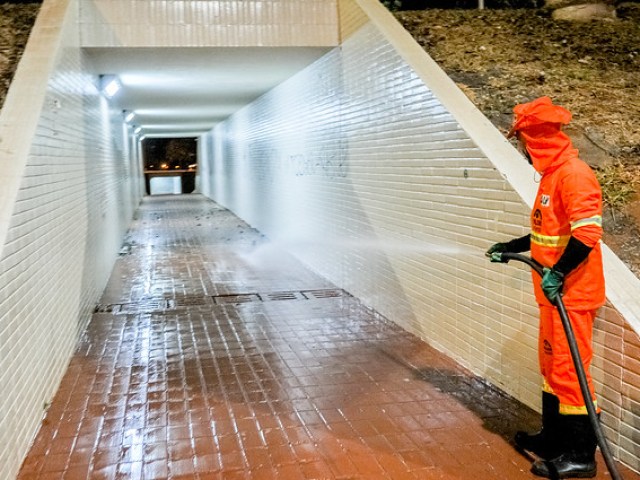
[
  {"xmin": 541, "ymin": 267, "xmax": 564, "ymax": 302},
  {"xmin": 485, "ymin": 243, "xmax": 508, "ymax": 263}
]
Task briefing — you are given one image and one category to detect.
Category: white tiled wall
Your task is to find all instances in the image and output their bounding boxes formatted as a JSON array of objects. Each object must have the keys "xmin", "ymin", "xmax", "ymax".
[
  {"xmin": 80, "ymin": 0, "xmax": 339, "ymax": 47},
  {"xmin": 0, "ymin": 1, "xmax": 143, "ymax": 478},
  {"xmin": 200, "ymin": 21, "xmax": 539, "ymax": 405},
  {"xmin": 199, "ymin": 0, "xmax": 640, "ymax": 471}
]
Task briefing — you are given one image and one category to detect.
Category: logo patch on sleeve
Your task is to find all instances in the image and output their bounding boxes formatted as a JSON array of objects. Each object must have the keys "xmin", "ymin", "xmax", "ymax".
[
  {"xmin": 532, "ymin": 209, "xmax": 542, "ymax": 230},
  {"xmin": 540, "ymin": 194, "xmax": 550, "ymax": 207}
]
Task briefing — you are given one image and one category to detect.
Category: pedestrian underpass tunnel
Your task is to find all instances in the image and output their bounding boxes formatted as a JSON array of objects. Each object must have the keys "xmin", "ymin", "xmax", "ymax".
[{"xmin": 1, "ymin": 0, "xmax": 640, "ymax": 478}]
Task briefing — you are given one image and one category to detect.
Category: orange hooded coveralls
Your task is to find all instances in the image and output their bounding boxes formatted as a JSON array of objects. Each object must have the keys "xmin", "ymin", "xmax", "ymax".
[{"xmin": 512, "ymin": 97, "xmax": 605, "ymax": 415}]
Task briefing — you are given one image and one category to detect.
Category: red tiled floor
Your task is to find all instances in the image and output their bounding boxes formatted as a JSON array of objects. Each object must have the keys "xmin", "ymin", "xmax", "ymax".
[{"xmin": 16, "ymin": 195, "xmax": 640, "ymax": 479}]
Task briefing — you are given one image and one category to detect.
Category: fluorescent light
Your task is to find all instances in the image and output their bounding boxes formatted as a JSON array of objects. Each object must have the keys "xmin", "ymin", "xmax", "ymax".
[
  {"xmin": 100, "ymin": 75, "xmax": 121, "ymax": 98},
  {"xmin": 104, "ymin": 79, "xmax": 120, "ymax": 97},
  {"xmin": 134, "ymin": 127, "xmax": 142, "ymax": 134},
  {"xmin": 123, "ymin": 110, "xmax": 135, "ymax": 123}
]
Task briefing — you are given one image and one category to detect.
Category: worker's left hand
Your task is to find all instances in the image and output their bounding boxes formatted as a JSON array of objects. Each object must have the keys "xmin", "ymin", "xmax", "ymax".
[{"xmin": 541, "ymin": 267, "xmax": 564, "ymax": 302}]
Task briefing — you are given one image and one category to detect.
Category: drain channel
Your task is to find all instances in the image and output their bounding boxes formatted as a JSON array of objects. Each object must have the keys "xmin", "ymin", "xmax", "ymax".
[
  {"xmin": 94, "ymin": 288, "xmax": 351, "ymax": 314},
  {"xmin": 214, "ymin": 294, "xmax": 261, "ymax": 305}
]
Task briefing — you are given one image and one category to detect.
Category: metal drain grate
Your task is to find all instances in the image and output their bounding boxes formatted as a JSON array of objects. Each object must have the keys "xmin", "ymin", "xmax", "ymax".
[
  {"xmin": 263, "ymin": 291, "xmax": 303, "ymax": 302},
  {"xmin": 301, "ymin": 289, "xmax": 351, "ymax": 299},
  {"xmin": 169, "ymin": 295, "xmax": 213, "ymax": 307},
  {"xmin": 213, "ymin": 294, "xmax": 261, "ymax": 305},
  {"xmin": 94, "ymin": 300, "xmax": 170, "ymax": 314}
]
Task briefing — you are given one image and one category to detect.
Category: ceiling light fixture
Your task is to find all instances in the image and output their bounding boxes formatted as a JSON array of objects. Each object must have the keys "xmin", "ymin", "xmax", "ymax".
[
  {"xmin": 123, "ymin": 110, "xmax": 135, "ymax": 123},
  {"xmin": 100, "ymin": 74, "xmax": 121, "ymax": 98}
]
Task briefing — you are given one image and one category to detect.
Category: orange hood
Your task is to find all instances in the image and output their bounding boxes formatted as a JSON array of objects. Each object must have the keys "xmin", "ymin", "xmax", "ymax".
[{"xmin": 509, "ymin": 97, "xmax": 578, "ymax": 174}]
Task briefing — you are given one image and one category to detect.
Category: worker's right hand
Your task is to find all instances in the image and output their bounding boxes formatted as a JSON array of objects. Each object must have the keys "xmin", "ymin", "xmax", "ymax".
[{"xmin": 485, "ymin": 243, "xmax": 508, "ymax": 263}]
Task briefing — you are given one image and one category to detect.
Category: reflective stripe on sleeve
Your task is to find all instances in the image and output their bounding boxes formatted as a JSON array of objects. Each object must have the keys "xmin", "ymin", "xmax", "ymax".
[
  {"xmin": 530, "ymin": 232, "xmax": 571, "ymax": 248},
  {"xmin": 559, "ymin": 402, "xmax": 595, "ymax": 415},
  {"xmin": 571, "ymin": 216, "xmax": 602, "ymax": 231}
]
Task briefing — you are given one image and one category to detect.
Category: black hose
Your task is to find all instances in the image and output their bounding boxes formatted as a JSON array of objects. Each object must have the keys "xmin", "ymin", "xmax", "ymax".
[{"xmin": 501, "ymin": 252, "xmax": 623, "ymax": 480}]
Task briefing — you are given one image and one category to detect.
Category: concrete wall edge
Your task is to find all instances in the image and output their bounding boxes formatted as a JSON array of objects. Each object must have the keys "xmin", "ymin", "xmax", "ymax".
[
  {"xmin": 602, "ymin": 245, "xmax": 640, "ymax": 333},
  {"xmin": 0, "ymin": 0, "xmax": 75, "ymax": 264},
  {"xmin": 352, "ymin": 0, "xmax": 537, "ymax": 204}
]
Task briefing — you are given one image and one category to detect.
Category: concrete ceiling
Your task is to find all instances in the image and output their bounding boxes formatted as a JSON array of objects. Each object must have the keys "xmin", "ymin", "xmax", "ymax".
[{"xmin": 86, "ymin": 47, "xmax": 332, "ymax": 138}]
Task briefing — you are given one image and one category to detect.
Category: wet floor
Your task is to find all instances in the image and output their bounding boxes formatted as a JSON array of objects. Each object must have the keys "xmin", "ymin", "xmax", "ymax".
[{"xmin": 17, "ymin": 195, "xmax": 639, "ymax": 479}]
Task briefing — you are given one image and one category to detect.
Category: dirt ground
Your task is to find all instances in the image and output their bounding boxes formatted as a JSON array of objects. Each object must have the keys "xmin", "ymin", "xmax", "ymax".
[
  {"xmin": 1, "ymin": 4, "xmax": 639, "ymax": 276},
  {"xmin": 0, "ymin": 3, "xmax": 39, "ymax": 106}
]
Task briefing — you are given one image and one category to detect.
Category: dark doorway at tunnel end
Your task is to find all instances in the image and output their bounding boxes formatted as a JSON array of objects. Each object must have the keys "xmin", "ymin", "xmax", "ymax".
[{"xmin": 143, "ymin": 137, "xmax": 197, "ymax": 195}]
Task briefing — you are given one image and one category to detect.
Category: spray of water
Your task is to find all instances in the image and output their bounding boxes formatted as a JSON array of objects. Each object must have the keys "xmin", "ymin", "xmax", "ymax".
[
  {"xmin": 310, "ymin": 237, "xmax": 474, "ymax": 256},
  {"xmin": 239, "ymin": 233, "xmax": 479, "ymax": 266}
]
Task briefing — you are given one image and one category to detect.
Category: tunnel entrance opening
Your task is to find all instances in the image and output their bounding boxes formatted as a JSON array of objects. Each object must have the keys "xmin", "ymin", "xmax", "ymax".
[{"xmin": 142, "ymin": 137, "xmax": 197, "ymax": 195}]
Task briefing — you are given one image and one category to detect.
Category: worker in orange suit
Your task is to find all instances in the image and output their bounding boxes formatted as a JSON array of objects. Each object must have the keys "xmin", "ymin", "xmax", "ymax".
[{"xmin": 486, "ymin": 96, "xmax": 605, "ymax": 479}]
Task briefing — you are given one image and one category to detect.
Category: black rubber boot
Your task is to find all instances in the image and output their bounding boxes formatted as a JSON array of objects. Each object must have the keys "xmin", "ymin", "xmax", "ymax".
[
  {"xmin": 531, "ymin": 414, "xmax": 597, "ymax": 479},
  {"xmin": 515, "ymin": 392, "xmax": 561, "ymax": 459}
]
